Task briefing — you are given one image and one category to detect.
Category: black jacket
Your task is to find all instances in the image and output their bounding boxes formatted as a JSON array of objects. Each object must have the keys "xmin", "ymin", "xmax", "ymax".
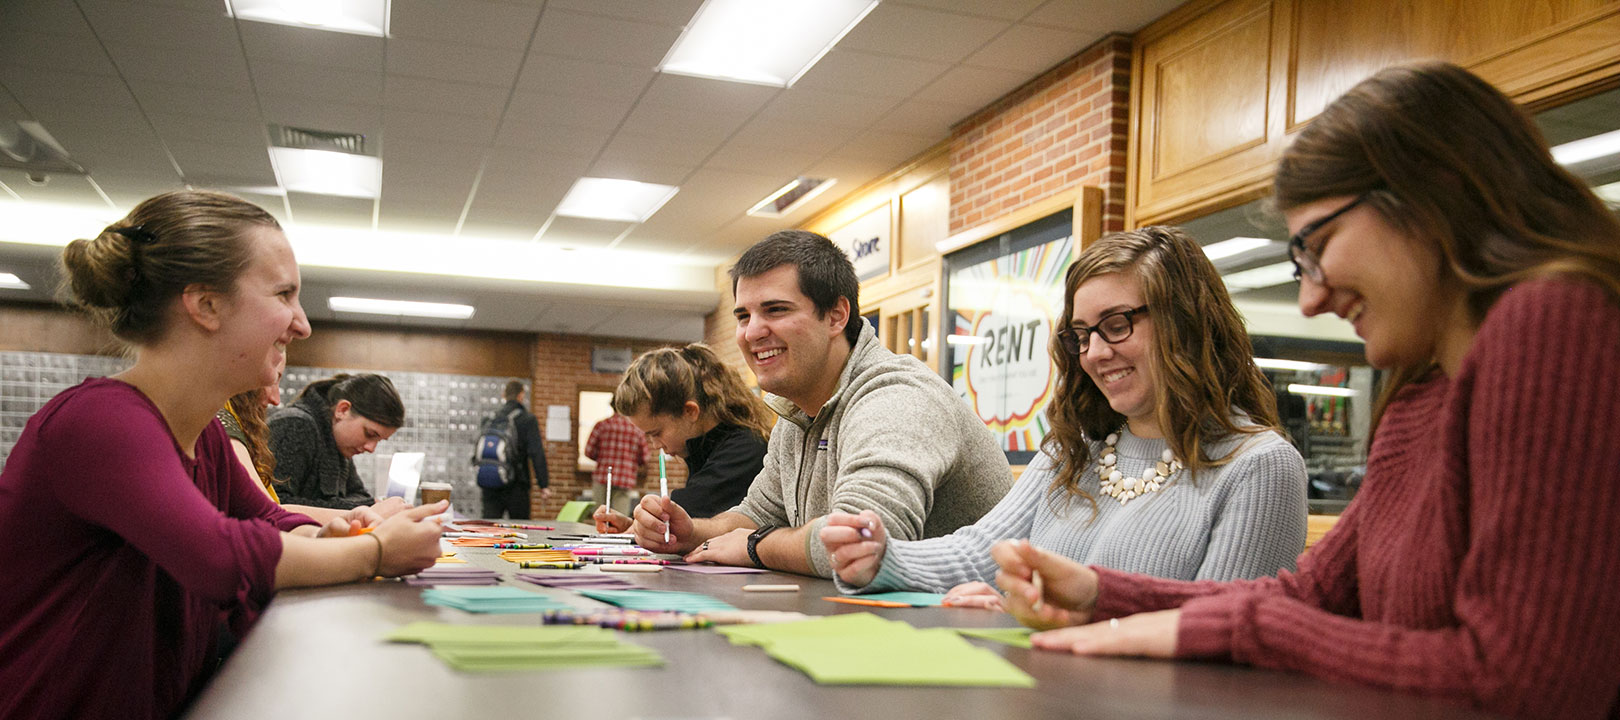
[
  {"xmin": 669, "ymin": 423, "xmax": 767, "ymax": 518},
  {"xmin": 267, "ymin": 391, "xmax": 375, "ymax": 509}
]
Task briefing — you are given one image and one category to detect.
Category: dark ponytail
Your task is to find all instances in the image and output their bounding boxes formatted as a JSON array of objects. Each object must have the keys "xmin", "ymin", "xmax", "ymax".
[{"xmin": 298, "ymin": 373, "xmax": 405, "ymax": 428}]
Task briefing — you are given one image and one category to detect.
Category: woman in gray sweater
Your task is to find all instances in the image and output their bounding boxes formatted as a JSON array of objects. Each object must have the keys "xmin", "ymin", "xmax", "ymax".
[{"xmin": 822, "ymin": 226, "xmax": 1307, "ymax": 604}]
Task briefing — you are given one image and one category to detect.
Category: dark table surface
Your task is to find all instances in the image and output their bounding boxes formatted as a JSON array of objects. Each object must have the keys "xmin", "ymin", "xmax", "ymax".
[{"xmin": 185, "ymin": 522, "xmax": 1498, "ymax": 720}]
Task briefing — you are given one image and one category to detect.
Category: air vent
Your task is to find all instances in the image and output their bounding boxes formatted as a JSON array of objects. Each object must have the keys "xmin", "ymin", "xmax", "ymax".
[{"xmin": 269, "ymin": 124, "xmax": 369, "ymax": 155}]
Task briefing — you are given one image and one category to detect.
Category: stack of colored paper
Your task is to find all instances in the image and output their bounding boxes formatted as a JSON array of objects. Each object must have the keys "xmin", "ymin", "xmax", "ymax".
[
  {"xmin": 515, "ymin": 573, "xmax": 638, "ymax": 590},
  {"xmin": 386, "ymin": 622, "xmax": 663, "ymax": 672},
  {"xmin": 823, "ymin": 591, "xmax": 947, "ymax": 608},
  {"xmin": 421, "ymin": 586, "xmax": 576, "ymax": 613},
  {"xmin": 577, "ymin": 589, "xmax": 736, "ymax": 613},
  {"xmin": 954, "ymin": 627, "xmax": 1035, "ymax": 649},
  {"xmin": 715, "ymin": 612, "xmax": 1034, "ymax": 687},
  {"xmin": 405, "ymin": 566, "xmax": 501, "ymax": 586}
]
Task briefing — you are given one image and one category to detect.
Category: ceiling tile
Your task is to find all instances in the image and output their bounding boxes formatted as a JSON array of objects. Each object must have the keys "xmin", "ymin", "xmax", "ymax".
[
  {"xmin": 540, "ymin": 215, "xmax": 634, "ymax": 248},
  {"xmin": 147, "ymin": 114, "xmax": 266, "ymax": 147},
  {"xmin": 505, "ymin": 92, "xmax": 636, "ymax": 131},
  {"xmin": 585, "ymin": 156, "xmax": 695, "ymax": 187},
  {"xmin": 168, "ymin": 140, "xmax": 276, "ymax": 184},
  {"xmin": 457, "ymin": 216, "xmax": 543, "ymax": 242},
  {"xmin": 376, "ymin": 206, "xmax": 460, "ymax": 235},
  {"xmin": 637, "ymin": 74, "xmax": 779, "ymax": 115},
  {"xmin": 106, "ymin": 46, "xmax": 252, "ymax": 91},
  {"xmin": 544, "ymin": 0, "xmax": 702, "ymax": 26},
  {"xmin": 39, "ymin": 114, "xmax": 164, "ymax": 156},
  {"xmin": 385, "ymin": 38, "xmax": 524, "ymax": 87},
  {"xmin": 869, "ymin": 99, "xmax": 977, "ymax": 138},
  {"xmin": 79, "ymin": 1, "xmax": 240, "ymax": 55},
  {"xmin": 1025, "ymin": 0, "xmax": 1177, "ymax": 32},
  {"xmin": 252, "ymin": 62, "xmax": 383, "ymax": 105},
  {"xmin": 702, "ymin": 142, "xmax": 823, "ymax": 177},
  {"xmin": 913, "ymin": 64, "xmax": 1033, "ymax": 110},
  {"xmin": 889, "ymin": 0, "xmax": 1046, "ymax": 20},
  {"xmin": 0, "ymin": 66, "xmax": 137, "ymax": 108},
  {"xmin": 382, "ymin": 75, "xmax": 508, "ymax": 118},
  {"xmin": 126, "ymin": 80, "xmax": 259, "ymax": 122},
  {"xmin": 259, "ymin": 94, "xmax": 381, "ymax": 137},
  {"xmin": 2, "ymin": 0, "xmax": 100, "ymax": 36},
  {"xmin": 492, "ymin": 120, "xmax": 611, "ymax": 156},
  {"xmin": 382, "ymin": 108, "xmax": 500, "ymax": 146},
  {"xmin": 473, "ymin": 152, "xmax": 588, "ymax": 207},
  {"xmin": 755, "ymin": 89, "xmax": 899, "ymax": 129},
  {"xmin": 839, "ymin": 3, "xmax": 1010, "ymax": 64},
  {"xmin": 88, "ymin": 171, "xmax": 188, "ymax": 208},
  {"xmin": 533, "ymin": 10, "xmax": 681, "ymax": 67},
  {"xmin": 791, "ymin": 50, "xmax": 949, "ymax": 98},
  {"xmin": 0, "ymin": 31, "xmax": 118, "ymax": 76},
  {"xmin": 728, "ymin": 119, "xmax": 859, "ymax": 157},
  {"xmin": 382, "ymin": 139, "xmax": 486, "ymax": 180},
  {"xmin": 514, "ymin": 53, "xmax": 653, "ymax": 101},
  {"xmin": 287, "ymin": 192, "xmax": 375, "ymax": 229},
  {"xmin": 387, "ymin": 0, "xmax": 542, "ymax": 49},
  {"xmin": 0, "ymin": 170, "xmax": 110, "ymax": 206},
  {"xmin": 238, "ymin": 22, "xmax": 384, "ymax": 72},
  {"xmin": 617, "ymin": 103, "xmax": 748, "ymax": 146},
  {"xmin": 964, "ymin": 23, "xmax": 1089, "ymax": 73},
  {"xmin": 596, "ymin": 133, "xmax": 715, "ymax": 169},
  {"xmin": 833, "ymin": 128, "xmax": 939, "ymax": 167}
]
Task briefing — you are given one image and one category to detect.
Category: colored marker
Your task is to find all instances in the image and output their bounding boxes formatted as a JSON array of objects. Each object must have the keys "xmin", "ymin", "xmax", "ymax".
[
  {"xmin": 518, "ymin": 561, "xmax": 586, "ymax": 569},
  {"xmin": 605, "ymin": 466, "xmax": 613, "ymax": 521},
  {"xmin": 742, "ymin": 584, "xmax": 800, "ymax": 592},
  {"xmin": 563, "ymin": 547, "xmax": 651, "ymax": 556},
  {"xmin": 658, "ymin": 451, "xmax": 669, "ymax": 543},
  {"xmin": 487, "ymin": 543, "xmax": 553, "ymax": 550}
]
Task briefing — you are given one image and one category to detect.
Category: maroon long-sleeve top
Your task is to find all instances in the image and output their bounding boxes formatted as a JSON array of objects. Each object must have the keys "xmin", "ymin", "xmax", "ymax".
[
  {"xmin": 1088, "ymin": 279, "xmax": 1620, "ymax": 718},
  {"xmin": 0, "ymin": 378, "xmax": 316, "ymax": 720}
]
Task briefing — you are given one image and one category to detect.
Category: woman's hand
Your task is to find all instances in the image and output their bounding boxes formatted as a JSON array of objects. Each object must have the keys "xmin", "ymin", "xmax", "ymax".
[
  {"xmin": 1030, "ymin": 609, "xmax": 1181, "ymax": 659},
  {"xmin": 942, "ymin": 581, "xmax": 1004, "ymax": 610},
  {"xmin": 593, "ymin": 505, "xmax": 632, "ymax": 534},
  {"xmin": 369, "ymin": 500, "xmax": 447, "ymax": 577},
  {"xmin": 817, "ymin": 511, "xmax": 886, "ymax": 587},
  {"xmin": 369, "ymin": 496, "xmax": 408, "ymax": 519},
  {"xmin": 631, "ymin": 494, "xmax": 697, "ymax": 554},
  {"xmin": 992, "ymin": 539, "xmax": 1100, "ymax": 630}
]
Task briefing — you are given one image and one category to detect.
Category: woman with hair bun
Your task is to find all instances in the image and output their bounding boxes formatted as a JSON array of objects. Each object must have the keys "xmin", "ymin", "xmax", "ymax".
[
  {"xmin": 990, "ymin": 62, "xmax": 1620, "ymax": 719},
  {"xmin": 594, "ymin": 343, "xmax": 772, "ymax": 533},
  {"xmin": 0, "ymin": 190, "xmax": 446, "ymax": 720},
  {"xmin": 269, "ymin": 372, "xmax": 406, "ymax": 511}
]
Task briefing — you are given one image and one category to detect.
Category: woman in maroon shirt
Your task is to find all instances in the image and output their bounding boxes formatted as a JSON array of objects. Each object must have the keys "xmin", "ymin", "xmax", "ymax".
[
  {"xmin": 991, "ymin": 62, "xmax": 1620, "ymax": 718},
  {"xmin": 0, "ymin": 190, "xmax": 447, "ymax": 720}
]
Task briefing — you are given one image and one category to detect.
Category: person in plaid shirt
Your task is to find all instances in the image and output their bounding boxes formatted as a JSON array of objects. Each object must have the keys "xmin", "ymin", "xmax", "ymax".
[{"xmin": 585, "ymin": 402, "xmax": 646, "ymax": 515}]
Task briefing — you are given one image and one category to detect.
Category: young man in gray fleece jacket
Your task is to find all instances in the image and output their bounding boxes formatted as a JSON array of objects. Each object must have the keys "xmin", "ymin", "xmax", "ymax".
[{"xmin": 631, "ymin": 230, "xmax": 1012, "ymax": 578}]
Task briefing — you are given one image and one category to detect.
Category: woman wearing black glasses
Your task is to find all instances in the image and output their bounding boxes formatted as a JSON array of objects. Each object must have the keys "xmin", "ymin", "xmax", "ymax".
[
  {"xmin": 990, "ymin": 62, "xmax": 1620, "ymax": 719},
  {"xmin": 820, "ymin": 226, "xmax": 1306, "ymax": 605}
]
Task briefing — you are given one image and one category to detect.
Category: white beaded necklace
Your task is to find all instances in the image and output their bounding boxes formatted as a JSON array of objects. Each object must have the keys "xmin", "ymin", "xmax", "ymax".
[{"xmin": 1097, "ymin": 429, "xmax": 1182, "ymax": 504}]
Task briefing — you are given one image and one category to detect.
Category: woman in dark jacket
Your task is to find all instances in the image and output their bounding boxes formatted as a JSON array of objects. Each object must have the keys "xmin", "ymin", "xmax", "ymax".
[{"xmin": 269, "ymin": 373, "xmax": 405, "ymax": 510}]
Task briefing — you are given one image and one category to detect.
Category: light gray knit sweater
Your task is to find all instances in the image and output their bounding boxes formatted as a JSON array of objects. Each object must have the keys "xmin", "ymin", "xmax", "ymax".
[
  {"xmin": 847, "ymin": 424, "xmax": 1308, "ymax": 593},
  {"xmin": 732, "ymin": 319, "xmax": 1013, "ymax": 578}
]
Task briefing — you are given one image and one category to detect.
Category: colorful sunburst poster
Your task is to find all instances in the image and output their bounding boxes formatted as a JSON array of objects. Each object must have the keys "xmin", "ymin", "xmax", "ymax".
[{"xmin": 947, "ymin": 232, "xmax": 1072, "ymax": 457}]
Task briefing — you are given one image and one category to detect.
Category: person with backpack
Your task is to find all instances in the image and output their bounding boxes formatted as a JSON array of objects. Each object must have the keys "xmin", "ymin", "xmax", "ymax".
[{"xmin": 474, "ymin": 380, "xmax": 549, "ymax": 520}]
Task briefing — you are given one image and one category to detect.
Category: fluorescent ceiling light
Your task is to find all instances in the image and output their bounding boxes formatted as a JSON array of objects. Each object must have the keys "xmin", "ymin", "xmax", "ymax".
[
  {"xmin": 0, "ymin": 272, "xmax": 30, "ymax": 290},
  {"xmin": 1287, "ymin": 383, "xmax": 1357, "ymax": 398},
  {"xmin": 747, "ymin": 177, "xmax": 836, "ymax": 217},
  {"xmin": 226, "ymin": 0, "xmax": 389, "ymax": 37},
  {"xmin": 328, "ymin": 297, "xmax": 475, "ymax": 319},
  {"xmin": 555, "ymin": 178, "xmax": 679, "ymax": 223},
  {"xmin": 1222, "ymin": 261, "xmax": 1298, "ymax": 290},
  {"xmin": 658, "ymin": 0, "xmax": 879, "ymax": 87},
  {"xmin": 269, "ymin": 147, "xmax": 382, "ymax": 198},
  {"xmin": 1254, "ymin": 358, "xmax": 1331, "ymax": 372},
  {"xmin": 1551, "ymin": 128, "xmax": 1620, "ymax": 166},
  {"xmin": 1202, "ymin": 236, "xmax": 1275, "ymax": 262}
]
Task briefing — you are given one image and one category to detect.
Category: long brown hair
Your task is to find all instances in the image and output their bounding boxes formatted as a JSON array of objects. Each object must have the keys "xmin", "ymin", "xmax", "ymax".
[
  {"xmin": 60, "ymin": 190, "xmax": 278, "ymax": 344},
  {"xmin": 225, "ymin": 390, "xmax": 276, "ymax": 482},
  {"xmin": 614, "ymin": 343, "xmax": 775, "ymax": 439},
  {"xmin": 1043, "ymin": 226, "xmax": 1279, "ymax": 515},
  {"xmin": 1273, "ymin": 61, "xmax": 1620, "ymax": 432}
]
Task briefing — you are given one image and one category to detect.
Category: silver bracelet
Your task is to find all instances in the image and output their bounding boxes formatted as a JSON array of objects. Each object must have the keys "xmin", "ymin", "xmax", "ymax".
[{"xmin": 364, "ymin": 532, "xmax": 383, "ymax": 579}]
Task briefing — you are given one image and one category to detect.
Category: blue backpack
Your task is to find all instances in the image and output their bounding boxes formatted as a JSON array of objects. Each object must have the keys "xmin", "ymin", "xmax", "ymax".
[{"xmin": 473, "ymin": 408, "xmax": 523, "ymax": 489}]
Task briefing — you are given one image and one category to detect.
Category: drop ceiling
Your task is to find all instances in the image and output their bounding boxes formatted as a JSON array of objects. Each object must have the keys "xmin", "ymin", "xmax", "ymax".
[{"xmin": 0, "ymin": 0, "xmax": 1178, "ymax": 339}]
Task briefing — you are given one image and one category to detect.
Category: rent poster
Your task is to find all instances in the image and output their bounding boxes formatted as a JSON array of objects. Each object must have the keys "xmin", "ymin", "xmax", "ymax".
[{"xmin": 947, "ymin": 234, "xmax": 1072, "ymax": 454}]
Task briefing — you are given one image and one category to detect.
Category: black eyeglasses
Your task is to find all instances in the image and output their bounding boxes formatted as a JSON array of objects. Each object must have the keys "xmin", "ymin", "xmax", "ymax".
[
  {"xmin": 1057, "ymin": 305, "xmax": 1148, "ymax": 355},
  {"xmin": 1288, "ymin": 193, "xmax": 1369, "ymax": 283}
]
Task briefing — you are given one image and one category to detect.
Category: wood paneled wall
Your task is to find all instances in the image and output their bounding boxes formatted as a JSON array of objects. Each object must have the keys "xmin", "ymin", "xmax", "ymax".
[
  {"xmin": 1128, "ymin": 0, "xmax": 1620, "ymax": 226},
  {"xmin": 288, "ymin": 323, "xmax": 533, "ymax": 378}
]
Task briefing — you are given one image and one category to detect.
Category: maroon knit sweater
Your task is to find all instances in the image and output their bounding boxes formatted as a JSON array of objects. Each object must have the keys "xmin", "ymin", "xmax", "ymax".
[{"xmin": 1088, "ymin": 279, "xmax": 1620, "ymax": 719}]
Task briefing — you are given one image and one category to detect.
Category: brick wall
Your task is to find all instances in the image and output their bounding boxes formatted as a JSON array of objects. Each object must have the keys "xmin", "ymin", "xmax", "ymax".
[
  {"xmin": 949, "ymin": 34, "xmax": 1132, "ymax": 235},
  {"xmin": 526, "ymin": 333, "xmax": 691, "ymax": 519}
]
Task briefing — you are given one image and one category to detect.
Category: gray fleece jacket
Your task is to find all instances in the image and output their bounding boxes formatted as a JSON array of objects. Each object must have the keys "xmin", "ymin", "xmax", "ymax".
[{"xmin": 731, "ymin": 319, "xmax": 1013, "ymax": 577}]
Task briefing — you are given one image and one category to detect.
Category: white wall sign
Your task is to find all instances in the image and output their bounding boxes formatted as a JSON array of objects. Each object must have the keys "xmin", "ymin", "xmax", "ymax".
[
  {"xmin": 830, "ymin": 203, "xmax": 892, "ymax": 281},
  {"xmin": 591, "ymin": 346, "xmax": 633, "ymax": 375}
]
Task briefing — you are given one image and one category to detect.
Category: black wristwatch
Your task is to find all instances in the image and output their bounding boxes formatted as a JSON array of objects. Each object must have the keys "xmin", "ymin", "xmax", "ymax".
[{"xmin": 746, "ymin": 525, "xmax": 779, "ymax": 570}]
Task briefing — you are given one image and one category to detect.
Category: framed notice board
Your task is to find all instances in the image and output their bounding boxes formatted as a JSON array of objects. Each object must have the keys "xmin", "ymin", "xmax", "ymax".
[{"xmin": 940, "ymin": 209, "xmax": 1074, "ymax": 466}]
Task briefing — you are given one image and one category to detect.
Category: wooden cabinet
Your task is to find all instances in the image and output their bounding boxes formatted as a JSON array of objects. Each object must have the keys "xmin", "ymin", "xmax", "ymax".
[{"xmin": 1128, "ymin": 0, "xmax": 1620, "ymax": 227}]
